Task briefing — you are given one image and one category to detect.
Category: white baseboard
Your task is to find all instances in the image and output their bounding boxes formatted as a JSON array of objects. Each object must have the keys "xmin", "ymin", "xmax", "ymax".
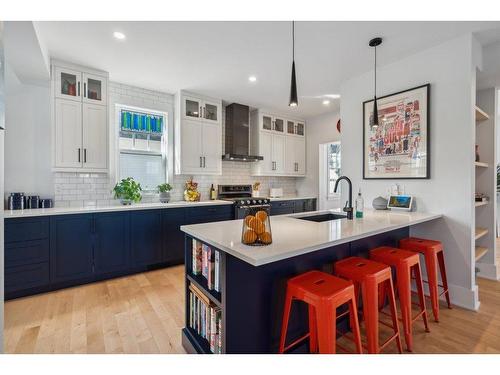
[
  {"xmin": 477, "ymin": 262, "xmax": 499, "ymax": 280},
  {"xmin": 448, "ymin": 283, "xmax": 480, "ymax": 311}
]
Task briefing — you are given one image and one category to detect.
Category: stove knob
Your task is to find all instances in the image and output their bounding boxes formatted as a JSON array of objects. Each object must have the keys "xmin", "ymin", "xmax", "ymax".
[
  {"xmin": 247, "ymin": 200, "xmax": 251, "ymax": 205},
  {"xmin": 258, "ymin": 200, "xmax": 262, "ymax": 204},
  {"xmin": 252, "ymin": 200, "xmax": 257, "ymax": 204}
]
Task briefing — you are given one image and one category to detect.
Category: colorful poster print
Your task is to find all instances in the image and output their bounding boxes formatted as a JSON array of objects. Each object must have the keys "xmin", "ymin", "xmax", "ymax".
[{"xmin": 363, "ymin": 84, "xmax": 430, "ymax": 179}]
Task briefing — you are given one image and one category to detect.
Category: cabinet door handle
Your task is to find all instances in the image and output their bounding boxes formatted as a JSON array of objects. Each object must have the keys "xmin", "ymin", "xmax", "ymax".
[
  {"xmin": 203, "ymin": 156, "xmax": 206, "ymax": 168},
  {"xmin": 200, "ymin": 156, "xmax": 203, "ymax": 167},
  {"xmin": 199, "ymin": 106, "xmax": 202, "ymax": 118},
  {"xmin": 78, "ymin": 148, "xmax": 81, "ymax": 163},
  {"xmin": 77, "ymin": 82, "xmax": 80, "ymax": 97},
  {"xmin": 84, "ymin": 82, "xmax": 87, "ymax": 98},
  {"xmin": 84, "ymin": 149, "xmax": 87, "ymax": 163},
  {"xmin": 203, "ymin": 107, "xmax": 206, "ymax": 119}
]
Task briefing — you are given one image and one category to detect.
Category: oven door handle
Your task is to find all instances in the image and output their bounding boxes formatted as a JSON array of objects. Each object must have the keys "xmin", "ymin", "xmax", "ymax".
[{"xmin": 238, "ymin": 204, "xmax": 271, "ymax": 210}]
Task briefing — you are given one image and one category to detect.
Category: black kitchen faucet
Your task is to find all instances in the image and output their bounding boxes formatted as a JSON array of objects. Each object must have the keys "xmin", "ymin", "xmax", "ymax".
[{"xmin": 334, "ymin": 176, "xmax": 353, "ymax": 220}]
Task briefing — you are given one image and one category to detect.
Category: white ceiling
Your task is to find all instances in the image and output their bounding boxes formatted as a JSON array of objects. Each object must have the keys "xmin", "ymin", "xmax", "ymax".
[{"xmin": 35, "ymin": 21, "xmax": 500, "ymax": 118}]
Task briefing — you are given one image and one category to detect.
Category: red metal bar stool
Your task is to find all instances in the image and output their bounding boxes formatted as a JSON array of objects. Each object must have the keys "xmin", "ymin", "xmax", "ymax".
[
  {"xmin": 370, "ymin": 247, "xmax": 430, "ymax": 352},
  {"xmin": 335, "ymin": 257, "xmax": 403, "ymax": 354},
  {"xmin": 399, "ymin": 237, "xmax": 451, "ymax": 322},
  {"xmin": 279, "ymin": 270, "xmax": 363, "ymax": 354}
]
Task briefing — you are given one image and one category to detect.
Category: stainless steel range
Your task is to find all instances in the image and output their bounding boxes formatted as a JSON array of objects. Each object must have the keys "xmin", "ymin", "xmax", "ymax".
[{"xmin": 217, "ymin": 185, "xmax": 271, "ymax": 219}]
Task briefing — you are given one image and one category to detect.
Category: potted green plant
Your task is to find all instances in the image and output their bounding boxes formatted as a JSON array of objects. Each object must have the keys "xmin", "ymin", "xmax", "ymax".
[
  {"xmin": 158, "ymin": 183, "xmax": 173, "ymax": 203},
  {"xmin": 113, "ymin": 177, "xmax": 142, "ymax": 205}
]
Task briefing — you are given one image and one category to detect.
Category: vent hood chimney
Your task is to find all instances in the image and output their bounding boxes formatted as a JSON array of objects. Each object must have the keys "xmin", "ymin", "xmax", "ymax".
[{"xmin": 222, "ymin": 103, "xmax": 263, "ymax": 162}]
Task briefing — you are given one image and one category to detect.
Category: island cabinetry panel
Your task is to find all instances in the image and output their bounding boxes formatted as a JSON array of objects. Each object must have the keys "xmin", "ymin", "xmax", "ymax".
[
  {"xmin": 130, "ymin": 210, "xmax": 163, "ymax": 266},
  {"xmin": 94, "ymin": 212, "xmax": 131, "ymax": 275},
  {"xmin": 162, "ymin": 208, "xmax": 188, "ymax": 264},
  {"xmin": 50, "ymin": 214, "xmax": 94, "ymax": 283}
]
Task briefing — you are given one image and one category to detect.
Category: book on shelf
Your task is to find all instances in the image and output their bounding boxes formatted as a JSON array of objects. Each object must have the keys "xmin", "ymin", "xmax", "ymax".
[
  {"xmin": 192, "ymin": 240, "xmax": 202, "ymax": 275},
  {"xmin": 191, "ymin": 240, "xmax": 221, "ymax": 292},
  {"xmin": 188, "ymin": 284, "xmax": 223, "ymax": 353}
]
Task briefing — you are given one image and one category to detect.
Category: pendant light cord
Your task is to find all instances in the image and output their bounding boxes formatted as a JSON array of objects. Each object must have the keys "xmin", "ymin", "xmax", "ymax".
[
  {"xmin": 374, "ymin": 45, "xmax": 377, "ymax": 98},
  {"xmin": 292, "ymin": 21, "xmax": 295, "ymax": 62}
]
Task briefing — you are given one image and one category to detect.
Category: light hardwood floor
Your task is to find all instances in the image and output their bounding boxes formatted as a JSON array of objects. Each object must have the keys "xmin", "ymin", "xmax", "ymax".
[{"xmin": 4, "ymin": 264, "xmax": 500, "ymax": 354}]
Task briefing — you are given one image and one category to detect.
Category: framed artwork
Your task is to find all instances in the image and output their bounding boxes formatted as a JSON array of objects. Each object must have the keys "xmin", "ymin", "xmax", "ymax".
[{"xmin": 363, "ymin": 83, "xmax": 430, "ymax": 179}]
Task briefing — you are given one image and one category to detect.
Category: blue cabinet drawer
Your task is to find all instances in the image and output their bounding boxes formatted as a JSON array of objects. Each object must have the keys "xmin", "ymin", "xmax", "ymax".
[
  {"xmin": 5, "ymin": 239, "xmax": 50, "ymax": 267},
  {"xmin": 5, "ymin": 217, "xmax": 49, "ymax": 243},
  {"xmin": 5, "ymin": 262, "xmax": 50, "ymax": 293},
  {"xmin": 188, "ymin": 205, "xmax": 233, "ymax": 223}
]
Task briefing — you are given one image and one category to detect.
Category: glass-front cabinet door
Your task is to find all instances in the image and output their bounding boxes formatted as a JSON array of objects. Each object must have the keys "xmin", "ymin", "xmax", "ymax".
[
  {"xmin": 55, "ymin": 67, "xmax": 82, "ymax": 102},
  {"xmin": 83, "ymin": 73, "xmax": 107, "ymax": 105},
  {"xmin": 296, "ymin": 122, "xmax": 305, "ymax": 136},
  {"xmin": 262, "ymin": 114, "xmax": 273, "ymax": 131},
  {"xmin": 203, "ymin": 100, "xmax": 220, "ymax": 124},
  {"xmin": 287, "ymin": 120, "xmax": 295, "ymax": 135},
  {"xmin": 183, "ymin": 96, "xmax": 203, "ymax": 121},
  {"xmin": 274, "ymin": 117, "xmax": 285, "ymax": 133}
]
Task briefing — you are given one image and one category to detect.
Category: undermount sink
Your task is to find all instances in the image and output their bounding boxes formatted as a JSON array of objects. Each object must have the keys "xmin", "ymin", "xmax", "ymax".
[{"xmin": 294, "ymin": 213, "xmax": 347, "ymax": 222}]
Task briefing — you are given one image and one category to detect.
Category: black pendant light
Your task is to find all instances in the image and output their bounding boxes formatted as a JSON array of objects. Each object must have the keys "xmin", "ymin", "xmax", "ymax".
[
  {"xmin": 369, "ymin": 37, "xmax": 382, "ymax": 128},
  {"xmin": 289, "ymin": 21, "xmax": 298, "ymax": 107}
]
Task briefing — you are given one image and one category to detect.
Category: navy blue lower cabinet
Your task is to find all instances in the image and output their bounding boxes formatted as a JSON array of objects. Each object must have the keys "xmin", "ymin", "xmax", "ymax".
[
  {"xmin": 270, "ymin": 201, "xmax": 295, "ymax": 216},
  {"xmin": 188, "ymin": 205, "xmax": 233, "ymax": 224},
  {"xmin": 50, "ymin": 214, "xmax": 94, "ymax": 283},
  {"xmin": 5, "ymin": 262, "xmax": 50, "ymax": 294},
  {"xmin": 162, "ymin": 208, "xmax": 188, "ymax": 264},
  {"xmin": 94, "ymin": 212, "xmax": 131, "ymax": 275},
  {"xmin": 130, "ymin": 210, "xmax": 163, "ymax": 266}
]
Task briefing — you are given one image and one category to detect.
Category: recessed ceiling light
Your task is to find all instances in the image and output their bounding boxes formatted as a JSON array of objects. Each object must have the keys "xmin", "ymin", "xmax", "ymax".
[
  {"xmin": 113, "ymin": 31, "xmax": 126, "ymax": 40},
  {"xmin": 248, "ymin": 76, "xmax": 257, "ymax": 82},
  {"xmin": 322, "ymin": 100, "xmax": 331, "ymax": 105}
]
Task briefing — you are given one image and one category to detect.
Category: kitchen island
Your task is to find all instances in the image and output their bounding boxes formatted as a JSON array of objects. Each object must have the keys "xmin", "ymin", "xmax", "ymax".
[{"xmin": 180, "ymin": 209, "xmax": 442, "ymax": 354}]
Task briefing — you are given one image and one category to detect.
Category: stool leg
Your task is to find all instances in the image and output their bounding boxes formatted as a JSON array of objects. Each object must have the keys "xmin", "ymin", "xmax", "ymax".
[
  {"xmin": 386, "ymin": 278, "xmax": 403, "ymax": 354},
  {"xmin": 437, "ymin": 250, "xmax": 452, "ymax": 309},
  {"xmin": 308, "ymin": 305, "xmax": 318, "ymax": 353},
  {"xmin": 361, "ymin": 280, "xmax": 379, "ymax": 354},
  {"xmin": 423, "ymin": 251, "xmax": 440, "ymax": 322},
  {"xmin": 279, "ymin": 290, "xmax": 293, "ymax": 354},
  {"xmin": 414, "ymin": 263, "xmax": 430, "ymax": 333},
  {"xmin": 348, "ymin": 296, "xmax": 363, "ymax": 354},
  {"xmin": 315, "ymin": 304, "xmax": 336, "ymax": 354},
  {"xmin": 396, "ymin": 264, "xmax": 413, "ymax": 352}
]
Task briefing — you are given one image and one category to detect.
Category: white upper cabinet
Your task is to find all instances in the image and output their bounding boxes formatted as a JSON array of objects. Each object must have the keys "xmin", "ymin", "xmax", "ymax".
[
  {"xmin": 55, "ymin": 67, "xmax": 82, "ymax": 102},
  {"xmin": 54, "ymin": 98, "xmax": 83, "ymax": 168},
  {"xmin": 83, "ymin": 72, "xmax": 107, "ymax": 106},
  {"xmin": 251, "ymin": 109, "xmax": 306, "ymax": 176},
  {"xmin": 175, "ymin": 91, "xmax": 222, "ymax": 175},
  {"xmin": 52, "ymin": 61, "xmax": 109, "ymax": 172}
]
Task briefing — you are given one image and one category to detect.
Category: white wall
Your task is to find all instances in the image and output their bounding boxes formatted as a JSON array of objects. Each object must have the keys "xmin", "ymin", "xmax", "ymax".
[
  {"xmin": 340, "ymin": 34, "xmax": 479, "ymax": 310},
  {"xmin": 4, "ymin": 63, "xmax": 53, "ymax": 199},
  {"xmin": 297, "ymin": 110, "xmax": 340, "ymax": 208}
]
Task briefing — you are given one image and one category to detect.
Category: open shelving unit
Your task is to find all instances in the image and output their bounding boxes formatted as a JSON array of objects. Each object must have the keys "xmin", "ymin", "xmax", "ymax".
[{"xmin": 474, "ymin": 89, "xmax": 498, "ymax": 283}]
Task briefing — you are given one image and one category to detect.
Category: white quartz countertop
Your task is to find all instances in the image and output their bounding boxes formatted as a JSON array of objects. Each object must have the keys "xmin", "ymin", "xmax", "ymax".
[
  {"xmin": 268, "ymin": 196, "xmax": 317, "ymax": 202},
  {"xmin": 4, "ymin": 200, "xmax": 233, "ymax": 219},
  {"xmin": 181, "ymin": 209, "xmax": 442, "ymax": 267}
]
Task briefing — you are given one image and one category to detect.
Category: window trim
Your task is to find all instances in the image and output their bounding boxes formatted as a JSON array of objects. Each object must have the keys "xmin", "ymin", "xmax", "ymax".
[{"xmin": 326, "ymin": 141, "xmax": 341, "ymax": 201}]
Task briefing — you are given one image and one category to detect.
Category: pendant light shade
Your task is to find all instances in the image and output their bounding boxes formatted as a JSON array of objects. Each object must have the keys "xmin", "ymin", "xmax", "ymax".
[
  {"xmin": 369, "ymin": 37, "xmax": 382, "ymax": 128},
  {"xmin": 289, "ymin": 21, "xmax": 298, "ymax": 107}
]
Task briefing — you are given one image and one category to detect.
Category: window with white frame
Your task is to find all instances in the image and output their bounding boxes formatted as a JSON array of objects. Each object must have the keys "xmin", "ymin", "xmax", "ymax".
[
  {"xmin": 117, "ymin": 105, "xmax": 168, "ymax": 192},
  {"xmin": 327, "ymin": 142, "xmax": 341, "ymax": 197}
]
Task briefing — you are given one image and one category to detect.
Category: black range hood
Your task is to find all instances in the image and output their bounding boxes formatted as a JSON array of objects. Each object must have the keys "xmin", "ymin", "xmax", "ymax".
[{"xmin": 222, "ymin": 103, "xmax": 263, "ymax": 162}]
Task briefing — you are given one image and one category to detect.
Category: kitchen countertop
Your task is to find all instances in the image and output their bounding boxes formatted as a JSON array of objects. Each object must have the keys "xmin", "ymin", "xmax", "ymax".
[
  {"xmin": 268, "ymin": 196, "xmax": 317, "ymax": 202},
  {"xmin": 3, "ymin": 200, "xmax": 233, "ymax": 219},
  {"xmin": 181, "ymin": 209, "xmax": 442, "ymax": 267}
]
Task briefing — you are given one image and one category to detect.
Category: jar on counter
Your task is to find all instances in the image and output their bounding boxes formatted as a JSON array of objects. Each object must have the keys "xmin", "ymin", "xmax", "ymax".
[{"xmin": 241, "ymin": 205, "xmax": 272, "ymax": 246}]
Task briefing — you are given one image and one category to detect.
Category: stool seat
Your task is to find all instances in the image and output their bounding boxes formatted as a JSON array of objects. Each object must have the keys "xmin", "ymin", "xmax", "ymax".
[
  {"xmin": 335, "ymin": 257, "xmax": 402, "ymax": 354},
  {"xmin": 279, "ymin": 270, "xmax": 363, "ymax": 354},
  {"xmin": 370, "ymin": 246, "xmax": 419, "ymax": 266},
  {"xmin": 289, "ymin": 270, "xmax": 354, "ymax": 302},
  {"xmin": 400, "ymin": 237, "xmax": 443, "ymax": 253},
  {"xmin": 335, "ymin": 257, "xmax": 390, "ymax": 282},
  {"xmin": 399, "ymin": 237, "xmax": 451, "ymax": 322}
]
